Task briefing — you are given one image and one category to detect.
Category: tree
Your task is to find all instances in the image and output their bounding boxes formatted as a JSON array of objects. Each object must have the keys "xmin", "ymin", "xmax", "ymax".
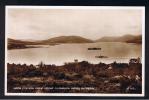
[{"xmin": 38, "ymin": 61, "xmax": 45, "ymax": 68}]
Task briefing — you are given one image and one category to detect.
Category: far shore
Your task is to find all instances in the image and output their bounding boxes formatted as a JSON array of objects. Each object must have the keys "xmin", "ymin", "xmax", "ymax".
[{"xmin": 8, "ymin": 42, "xmax": 141, "ymax": 50}]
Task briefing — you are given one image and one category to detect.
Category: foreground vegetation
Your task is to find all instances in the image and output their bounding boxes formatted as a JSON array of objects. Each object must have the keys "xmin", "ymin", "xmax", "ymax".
[{"xmin": 7, "ymin": 60, "xmax": 142, "ymax": 93}]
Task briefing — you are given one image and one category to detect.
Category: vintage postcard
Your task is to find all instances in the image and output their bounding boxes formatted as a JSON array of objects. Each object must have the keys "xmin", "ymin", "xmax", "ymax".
[{"xmin": 5, "ymin": 6, "xmax": 145, "ymax": 96}]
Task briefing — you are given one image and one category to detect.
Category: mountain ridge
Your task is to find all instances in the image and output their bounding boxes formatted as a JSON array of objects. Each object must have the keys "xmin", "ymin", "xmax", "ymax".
[
  {"xmin": 8, "ymin": 34, "xmax": 142, "ymax": 45},
  {"xmin": 95, "ymin": 34, "xmax": 142, "ymax": 43},
  {"xmin": 38, "ymin": 36, "xmax": 94, "ymax": 44}
]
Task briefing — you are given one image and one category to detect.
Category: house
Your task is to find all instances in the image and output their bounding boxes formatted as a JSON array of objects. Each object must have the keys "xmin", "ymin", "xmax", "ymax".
[
  {"xmin": 129, "ymin": 57, "xmax": 141, "ymax": 64},
  {"xmin": 74, "ymin": 59, "xmax": 78, "ymax": 63}
]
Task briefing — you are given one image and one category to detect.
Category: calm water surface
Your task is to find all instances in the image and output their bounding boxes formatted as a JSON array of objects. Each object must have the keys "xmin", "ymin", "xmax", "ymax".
[{"xmin": 7, "ymin": 42, "xmax": 142, "ymax": 65}]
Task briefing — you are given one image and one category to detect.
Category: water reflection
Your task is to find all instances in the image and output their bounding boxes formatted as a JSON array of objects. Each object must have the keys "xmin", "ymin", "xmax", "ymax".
[{"xmin": 7, "ymin": 42, "xmax": 142, "ymax": 65}]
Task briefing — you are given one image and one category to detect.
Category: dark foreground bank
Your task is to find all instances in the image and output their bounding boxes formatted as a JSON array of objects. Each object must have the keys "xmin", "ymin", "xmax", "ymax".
[{"xmin": 7, "ymin": 60, "xmax": 142, "ymax": 93}]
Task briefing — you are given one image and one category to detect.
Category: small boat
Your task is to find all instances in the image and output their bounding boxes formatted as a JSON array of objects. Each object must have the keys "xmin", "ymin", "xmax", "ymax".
[
  {"xmin": 95, "ymin": 55, "xmax": 108, "ymax": 58},
  {"xmin": 88, "ymin": 48, "xmax": 101, "ymax": 50},
  {"xmin": 49, "ymin": 43, "xmax": 59, "ymax": 46}
]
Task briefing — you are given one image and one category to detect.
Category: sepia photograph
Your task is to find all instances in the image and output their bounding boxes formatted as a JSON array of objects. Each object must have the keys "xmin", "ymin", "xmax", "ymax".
[{"xmin": 5, "ymin": 6, "xmax": 145, "ymax": 96}]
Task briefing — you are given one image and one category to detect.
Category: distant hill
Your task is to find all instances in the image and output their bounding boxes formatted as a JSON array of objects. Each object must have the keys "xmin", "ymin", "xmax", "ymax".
[
  {"xmin": 8, "ymin": 36, "xmax": 93, "ymax": 49},
  {"xmin": 126, "ymin": 35, "xmax": 142, "ymax": 44},
  {"xmin": 8, "ymin": 38, "xmax": 38, "ymax": 49},
  {"xmin": 8, "ymin": 34, "xmax": 142, "ymax": 49},
  {"xmin": 8, "ymin": 36, "xmax": 93, "ymax": 45},
  {"xmin": 39, "ymin": 36, "xmax": 93, "ymax": 44},
  {"xmin": 96, "ymin": 34, "xmax": 142, "ymax": 43}
]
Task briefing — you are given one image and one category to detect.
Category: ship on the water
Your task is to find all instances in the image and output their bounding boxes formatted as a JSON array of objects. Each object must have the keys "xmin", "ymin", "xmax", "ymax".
[
  {"xmin": 88, "ymin": 47, "xmax": 108, "ymax": 58},
  {"xmin": 95, "ymin": 55, "xmax": 108, "ymax": 58},
  {"xmin": 88, "ymin": 47, "xmax": 101, "ymax": 50}
]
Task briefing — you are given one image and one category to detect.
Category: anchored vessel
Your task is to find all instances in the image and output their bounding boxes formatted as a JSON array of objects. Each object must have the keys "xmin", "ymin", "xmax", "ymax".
[
  {"xmin": 88, "ymin": 47, "xmax": 108, "ymax": 58},
  {"xmin": 88, "ymin": 47, "xmax": 101, "ymax": 50},
  {"xmin": 95, "ymin": 55, "xmax": 108, "ymax": 58}
]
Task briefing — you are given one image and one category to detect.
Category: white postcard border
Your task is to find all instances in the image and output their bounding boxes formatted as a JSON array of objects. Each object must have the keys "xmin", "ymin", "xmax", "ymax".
[{"xmin": 5, "ymin": 6, "xmax": 145, "ymax": 97}]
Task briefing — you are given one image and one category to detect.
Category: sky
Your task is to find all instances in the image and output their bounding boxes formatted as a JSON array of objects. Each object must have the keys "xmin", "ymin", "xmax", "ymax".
[{"xmin": 7, "ymin": 7, "xmax": 144, "ymax": 40}]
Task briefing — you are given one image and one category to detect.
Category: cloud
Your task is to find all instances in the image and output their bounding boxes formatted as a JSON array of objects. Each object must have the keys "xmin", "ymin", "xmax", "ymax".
[{"xmin": 7, "ymin": 8, "xmax": 143, "ymax": 40}]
